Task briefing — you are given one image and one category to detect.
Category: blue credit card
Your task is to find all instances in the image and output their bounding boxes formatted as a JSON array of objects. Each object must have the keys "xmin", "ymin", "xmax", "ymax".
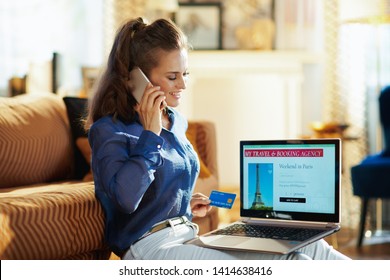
[{"xmin": 209, "ymin": 190, "xmax": 236, "ymax": 209}]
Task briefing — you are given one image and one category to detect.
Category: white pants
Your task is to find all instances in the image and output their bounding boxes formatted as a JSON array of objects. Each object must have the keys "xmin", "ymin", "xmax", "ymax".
[{"xmin": 123, "ymin": 222, "xmax": 350, "ymax": 260}]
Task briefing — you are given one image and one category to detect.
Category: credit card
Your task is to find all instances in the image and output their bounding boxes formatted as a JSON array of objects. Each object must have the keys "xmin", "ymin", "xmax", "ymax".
[{"xmin": 209, "ymin": 190, "xmax": 236, "ymax": 209}]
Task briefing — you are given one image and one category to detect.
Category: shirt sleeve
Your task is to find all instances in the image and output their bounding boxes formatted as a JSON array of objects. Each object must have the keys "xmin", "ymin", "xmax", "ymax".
[{"xmin": 89, "ymin": 122, "xmax": 164, "ymax": 213}]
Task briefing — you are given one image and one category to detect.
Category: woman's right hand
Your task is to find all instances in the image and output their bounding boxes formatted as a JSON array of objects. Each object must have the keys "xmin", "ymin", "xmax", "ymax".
[
  {"xmin": 190, "ymin": 193, "xmax": 212, "ymax": 217},
  {"xmin": 136, "ymin": 83, "xmax": 166, "ymax": 135}
]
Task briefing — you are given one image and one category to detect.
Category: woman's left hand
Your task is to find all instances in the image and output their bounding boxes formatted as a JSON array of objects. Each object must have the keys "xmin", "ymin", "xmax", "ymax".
[{"xmin": 190, "ymin": 193, "xmax": 212, "ymax": 217}]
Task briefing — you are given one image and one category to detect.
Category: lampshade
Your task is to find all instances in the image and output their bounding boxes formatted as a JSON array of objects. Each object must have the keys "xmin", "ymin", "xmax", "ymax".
[
  {"xmin": 146, "ymin": 0, "xmax": 179, "ymax": 12},
  {"xmin": 339, "ymin": 0, "xmax": 390, "ymax": 24}
]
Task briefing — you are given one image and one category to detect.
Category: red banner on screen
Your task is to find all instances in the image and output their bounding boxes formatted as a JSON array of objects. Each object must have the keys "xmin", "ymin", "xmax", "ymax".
[{"xmin": 244, "ymin": 149, "xmax": 323, "ymax": 157}]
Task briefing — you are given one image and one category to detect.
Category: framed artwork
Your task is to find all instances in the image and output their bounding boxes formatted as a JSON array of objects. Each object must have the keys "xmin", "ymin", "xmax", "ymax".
[
  {"xmin": 223, "ymin": 0, "xmax": 275, "ymax": 50},
  {"xmin": 81, "ymin": 67, "xmax": 101, "ymax": 98},
  {"xmin": 175, "ymin": 2, "xmax": 222, "ymax": 50}
]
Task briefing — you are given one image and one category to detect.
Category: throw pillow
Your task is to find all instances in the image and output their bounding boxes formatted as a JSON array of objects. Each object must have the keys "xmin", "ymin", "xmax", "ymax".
[
  {"xmin": 186, "ymin": 123, "xmax": 212, "ymax": 179},
  {"xmin": 63, "ymin": 97, "xmax": 90, "ymax": 180},
  {"xmin": 0, "ymin": 93, "xmax": 73, "ymax": 188},
  {"xmin": 76, "ymin": 137, "xmax": 94, "ymax": 181}
]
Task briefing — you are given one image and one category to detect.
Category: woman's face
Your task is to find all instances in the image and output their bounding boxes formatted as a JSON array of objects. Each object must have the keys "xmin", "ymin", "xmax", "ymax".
[{"xmin": 149, "ymin": 48, "xmax": 189, "ymax": 108}]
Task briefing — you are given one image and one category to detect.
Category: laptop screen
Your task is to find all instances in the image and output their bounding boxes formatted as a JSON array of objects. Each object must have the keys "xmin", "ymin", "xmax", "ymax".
[{"xmin": 240, "ymin": 139, "xmax": 341, "ymax": 223}]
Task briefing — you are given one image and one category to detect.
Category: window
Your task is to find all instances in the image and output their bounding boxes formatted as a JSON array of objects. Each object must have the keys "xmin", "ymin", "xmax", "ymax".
[{"xmin": 0, "ymin": 0, "xmax": 104, "ymax": 96}]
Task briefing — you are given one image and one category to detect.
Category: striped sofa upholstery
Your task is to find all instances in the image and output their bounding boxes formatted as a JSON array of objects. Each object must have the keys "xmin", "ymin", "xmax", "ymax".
[
  {"xmin": 0, "ymin": 182, "xmax": 108, "ymax": 259},
  {"xmin": 0, "ymin": 93, "xmax": 110, "ymax": 259}
]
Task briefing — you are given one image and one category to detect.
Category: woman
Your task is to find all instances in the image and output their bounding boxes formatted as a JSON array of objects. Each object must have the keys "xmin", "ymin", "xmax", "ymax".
[{"xmin": 86, "ymin": 17, "xmax": 349, "ymax": 260}]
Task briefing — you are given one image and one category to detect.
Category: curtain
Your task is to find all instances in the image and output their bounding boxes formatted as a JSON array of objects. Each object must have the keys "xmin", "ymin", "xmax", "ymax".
[
  {"xmin": 338, "ymin": 21, "xmax": 390, "ymax": 228},
  {"xmin": 327, "ymin": 0, "xmax": 390, "ymax": 228}
]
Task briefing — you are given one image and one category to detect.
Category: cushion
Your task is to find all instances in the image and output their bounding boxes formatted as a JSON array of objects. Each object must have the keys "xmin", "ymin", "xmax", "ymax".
[
  {"xmin": 379, "ymin": 86, "xmax": 390, "ymax": 151},
  {"xmin": 0, "ymin": 93, "xmax": 73, "ymax": 188},
  {"xmin": 351, "ymin": 154, "xmax": 390, "ymax": 197},
  {"xmin": 379, "ymin": 85, "xmax": 390, "ymax": 126},
  {"xmin": 193, "ymin": 174, "xmax": 218, "ymax": 195},
  {"xmin": 76, "ymin": 137, "xmax": 93, "ymax": 181},
  {"xmin": 186, "ymin": 123, "xmax": 212, "ymax": 178},
  {"xmin": 63, "ymin": 97, "xmax": 90, "ymax": 180},
  {"xmin": 0, "ymin": 181, "xmax": 110, "ymax": 259}
]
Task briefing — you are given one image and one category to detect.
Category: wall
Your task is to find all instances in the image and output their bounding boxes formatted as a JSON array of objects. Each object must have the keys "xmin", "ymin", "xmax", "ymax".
[{"xmin": 180, "ymin": 50, "xmax": 323, "ymax": 187}]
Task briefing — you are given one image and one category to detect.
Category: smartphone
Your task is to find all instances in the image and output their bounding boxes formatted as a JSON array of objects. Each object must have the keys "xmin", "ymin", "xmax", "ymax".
[{"xmin": 129, "ymin": 67, "xmax": 150, "ymax": 103}]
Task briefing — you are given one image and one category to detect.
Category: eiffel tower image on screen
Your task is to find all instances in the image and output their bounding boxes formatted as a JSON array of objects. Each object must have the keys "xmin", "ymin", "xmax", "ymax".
[{"xmin": 252, "ymin": 164, "xmax": 264, "ymax": 208}]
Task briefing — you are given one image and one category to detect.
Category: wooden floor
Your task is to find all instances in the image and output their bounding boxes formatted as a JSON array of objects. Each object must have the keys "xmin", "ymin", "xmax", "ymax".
[{"xmin": 324, "ymin": 227, "xmax": 390, "ymax": 260}]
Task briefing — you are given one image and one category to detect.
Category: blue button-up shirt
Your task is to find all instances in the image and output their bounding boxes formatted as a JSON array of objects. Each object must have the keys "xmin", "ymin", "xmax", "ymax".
[{"xmin": 88, "ymin": 109, "xmax": 200, "ymax": 256}]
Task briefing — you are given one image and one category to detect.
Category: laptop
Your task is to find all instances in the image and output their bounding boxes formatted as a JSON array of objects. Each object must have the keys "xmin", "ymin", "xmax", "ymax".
[{"xmin": 191, "ymin": 138, "xmax": 341, "ymax": 254}]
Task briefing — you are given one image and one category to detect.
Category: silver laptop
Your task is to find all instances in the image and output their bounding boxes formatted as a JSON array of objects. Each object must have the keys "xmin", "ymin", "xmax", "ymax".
[{"xmin": 192, "ymin": 139, "xmax": 341, "ymax": 254}]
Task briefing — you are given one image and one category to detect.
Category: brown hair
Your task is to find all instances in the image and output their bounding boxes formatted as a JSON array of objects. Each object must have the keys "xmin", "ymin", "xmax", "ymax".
[{"xmin": 85, "ymin": 17, "xmax": 188, "ymax": 129}]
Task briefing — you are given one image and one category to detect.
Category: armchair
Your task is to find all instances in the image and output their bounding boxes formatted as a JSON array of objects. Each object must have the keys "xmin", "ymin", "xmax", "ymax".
[{"xmin": 351, "ymin": 85, "xmax": 390, "ymax": 247}]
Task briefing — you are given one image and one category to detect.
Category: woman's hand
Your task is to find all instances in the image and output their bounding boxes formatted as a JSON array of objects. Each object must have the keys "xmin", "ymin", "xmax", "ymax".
[
  {"xmin": 190, "ymin": 193, "xmax": 212, "ymax": 217},
  {"xmin": 136, "ymin": 83, "xmax": 166, "ymax": 135}
]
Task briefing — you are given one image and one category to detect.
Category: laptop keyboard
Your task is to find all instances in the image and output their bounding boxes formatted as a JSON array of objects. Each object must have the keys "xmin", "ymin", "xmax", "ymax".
[{"xmin": 212, "ymin": 224, "xmax": 327, "ymax": 241}]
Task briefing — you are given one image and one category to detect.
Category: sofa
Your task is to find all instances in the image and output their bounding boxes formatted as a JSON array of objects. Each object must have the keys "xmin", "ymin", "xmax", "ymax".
[{"xmin": 0, "ymin": 92, "xmax": 219, "ymax": 259}]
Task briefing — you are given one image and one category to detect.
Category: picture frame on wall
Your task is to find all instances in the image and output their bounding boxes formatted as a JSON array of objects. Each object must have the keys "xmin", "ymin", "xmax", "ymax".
[
  {"xmin": 81, "ymin": 67, "xmax": 101, "ymax": 98},
  {"xmin": 223, "ymin": 0, "xmax": 275, "ymax": 50},
  {"xmin": 175, "ymin": 2, "xmax": 222, "ymax": 50}
]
